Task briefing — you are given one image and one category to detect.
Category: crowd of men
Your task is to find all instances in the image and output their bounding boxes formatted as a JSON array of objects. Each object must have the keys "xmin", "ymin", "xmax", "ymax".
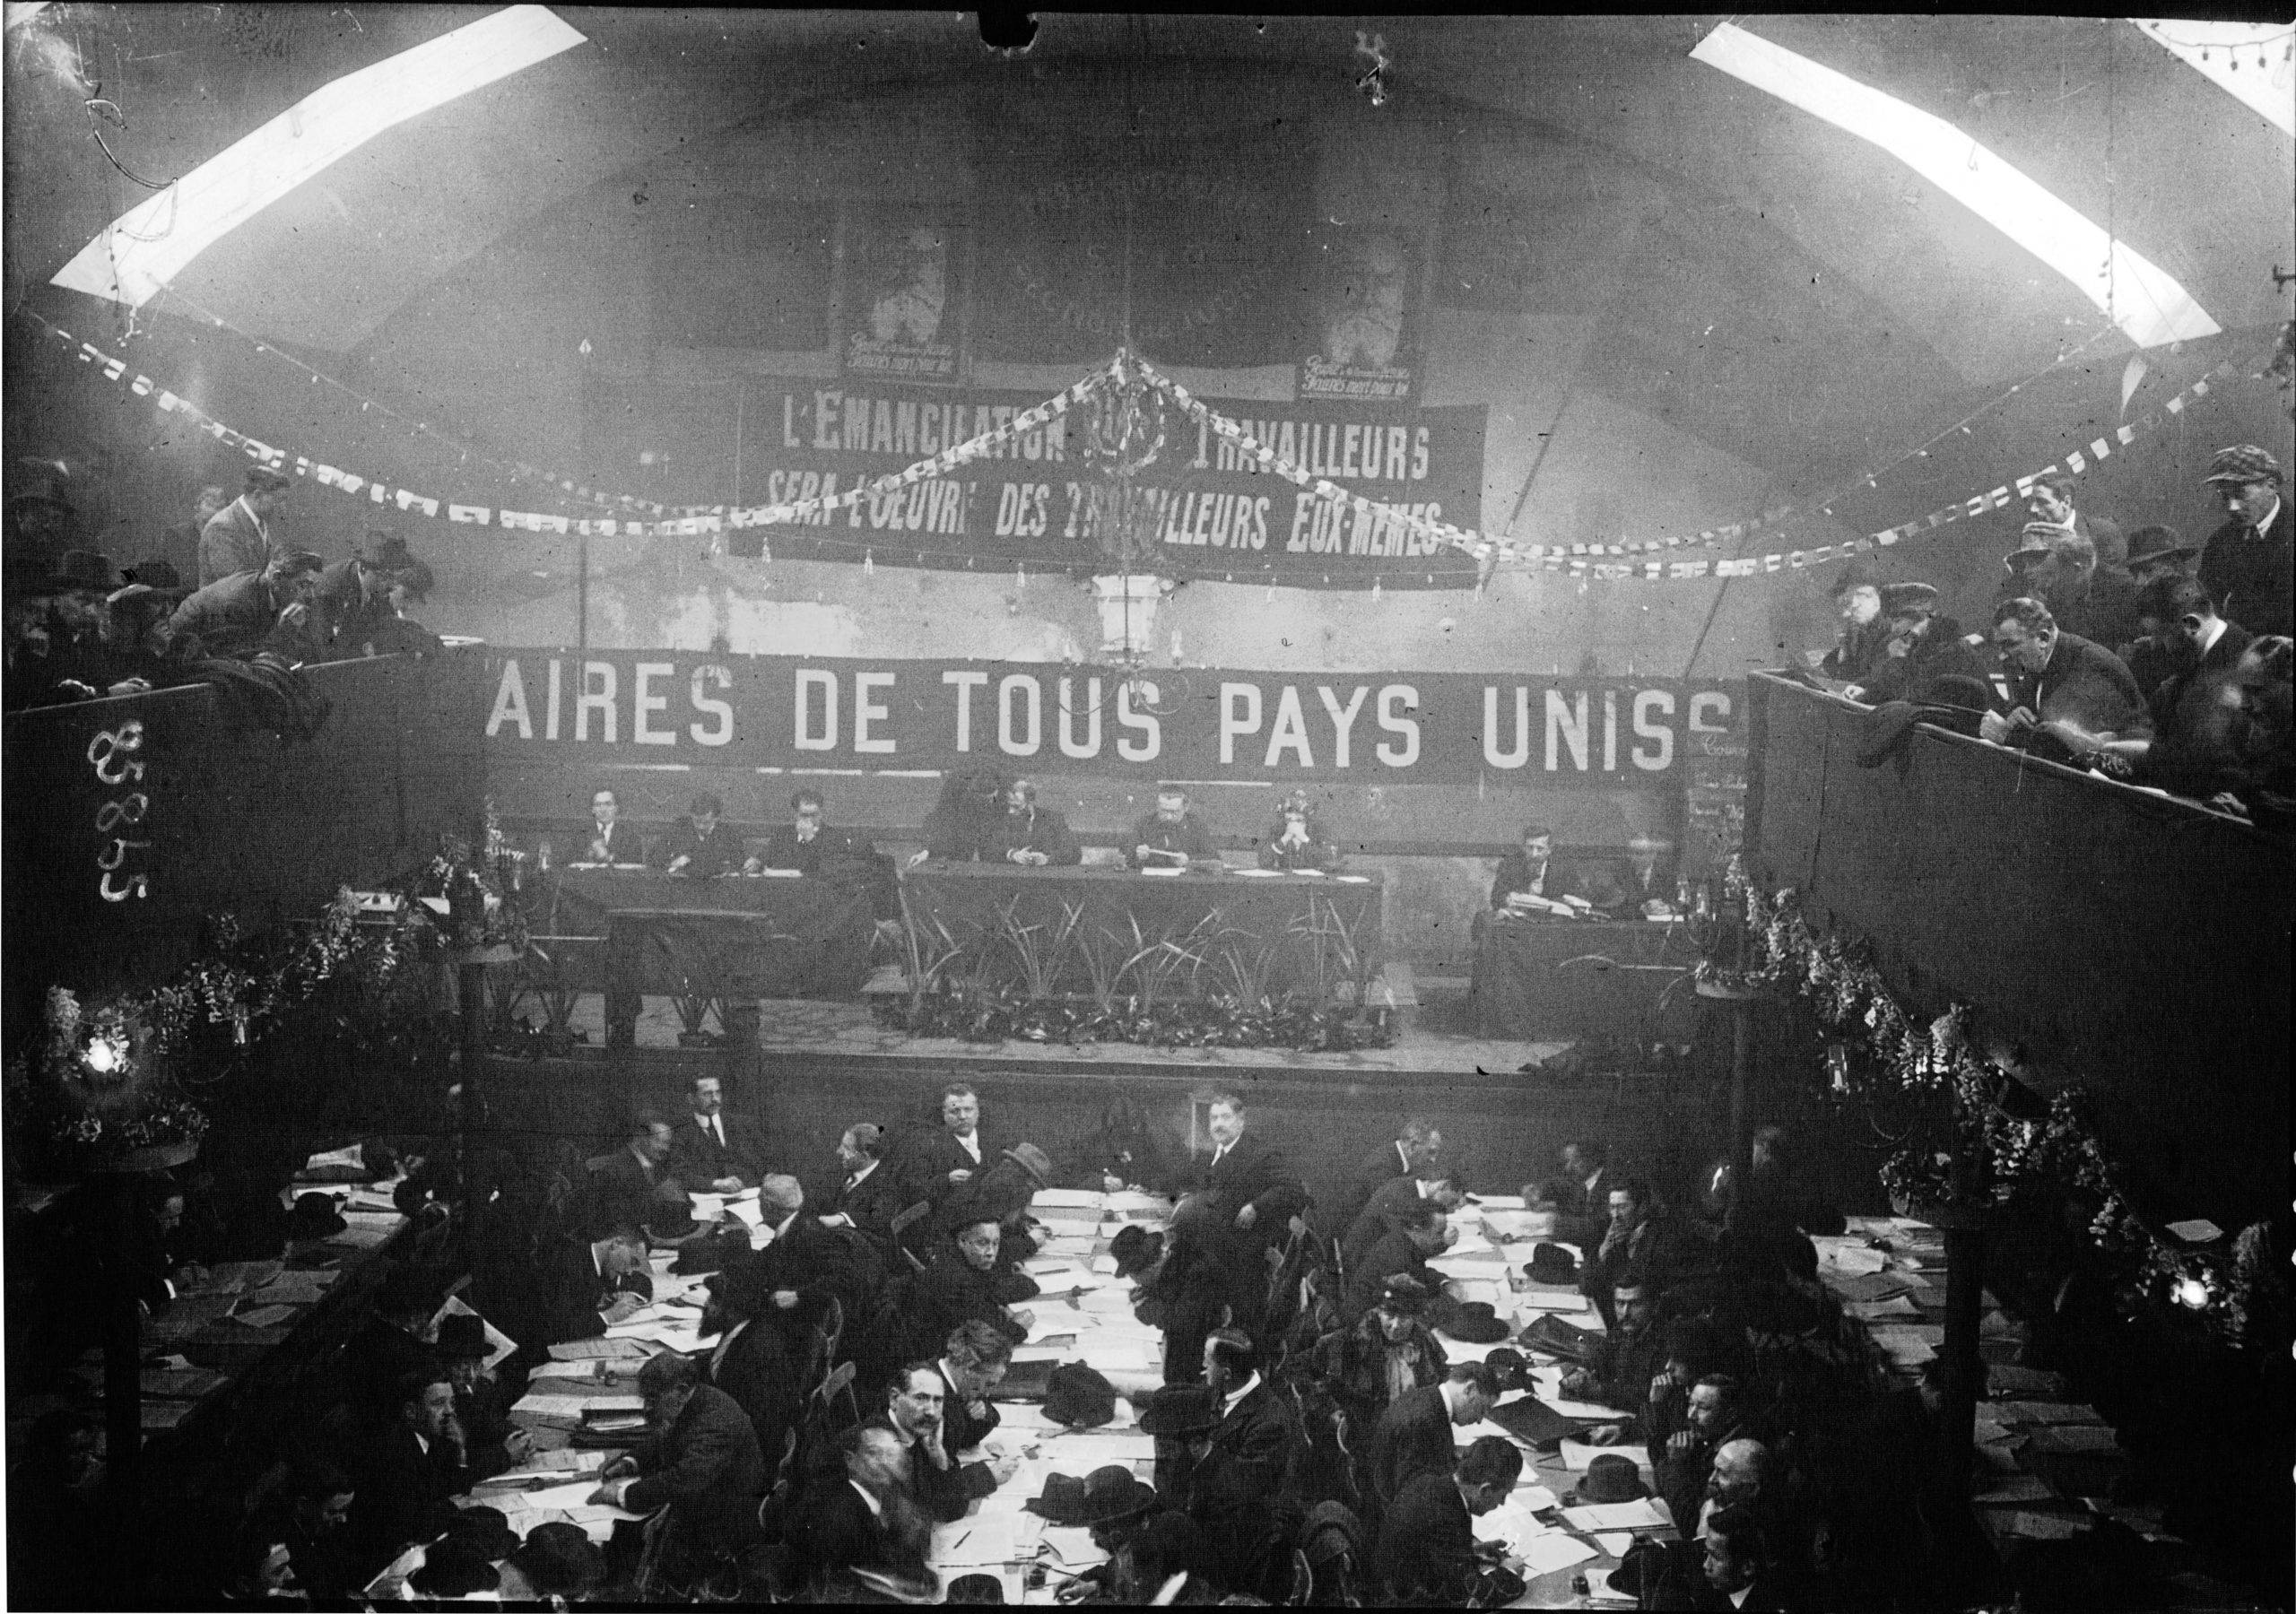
[
  {"xmin": 4, "ymin": 465, "xmax": 440, "ymax": 712},
  {"xmin": 61, "ymin": 1077, "xmax": 2000, "ymax": 1609},
  {"xmin": 1817, "ymin": 445, "xmax": 2292, "ymax": 829}
]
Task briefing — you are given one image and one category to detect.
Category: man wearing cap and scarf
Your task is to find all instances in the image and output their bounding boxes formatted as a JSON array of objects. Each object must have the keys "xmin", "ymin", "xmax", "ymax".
[
  {"xmin": 1819, "ymin": 563, "xmax": 1887, "ymax": 682},
  {"xmin": 1851, "ymin": 582, "xmax": 1986, "ymax": 707},
  {"xmin": 2198, "ymin": 444, "xmax": 2291, "ymax": 638},
  {"xmin": 198, "ymin": 465, "xmax": 292, "ymax": 586}
]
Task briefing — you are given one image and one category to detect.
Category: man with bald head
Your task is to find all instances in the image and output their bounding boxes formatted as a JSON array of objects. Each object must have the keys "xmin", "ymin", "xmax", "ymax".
[{"xmin": 751, "ymin": 1173, "xmax": 866, "ymax": 1333}]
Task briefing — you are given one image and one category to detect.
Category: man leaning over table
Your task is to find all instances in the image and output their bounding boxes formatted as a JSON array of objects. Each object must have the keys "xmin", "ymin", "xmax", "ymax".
[
  {"xmin": 655, "ymin": 790, "xmax": 742, "ymax": 878},
  {"xmin": 1130, "ymin": 785, "xmax": 1219, "ymax": 869},
  {"xmin": 591, "ymin": 1350, "xmax": 764, "ymax": 1588}
]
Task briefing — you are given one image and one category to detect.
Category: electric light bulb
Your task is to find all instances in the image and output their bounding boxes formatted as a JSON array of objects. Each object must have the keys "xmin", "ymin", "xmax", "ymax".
[{"xmin": 2172, "ymin": 1276, "xmax": 2209, "ymax": 1310}]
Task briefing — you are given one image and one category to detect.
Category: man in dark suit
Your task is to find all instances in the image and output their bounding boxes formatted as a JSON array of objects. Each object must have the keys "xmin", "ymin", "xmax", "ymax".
[
  {"xmin": 593, "ymin": 1352, "xmax": 765, "ymax": 1584},
  {"xmin": 1530, "ymin": 1139, "xmax": 1612, "ymax": 1248},
  {"xmin": 436, "ymin": 1312, "xmax": 531, "ymax": 1480},
  {"xmin": 668, "ymin": 1073, "xmax": 770, "ymax": 1193},
  {"xmin": 820, "ymin": 1124, "xmax": 905, "ymax": 1250},
  {"xmin": 789, "ymin": 1424, "xmax": 931, "ymax": 1594},
  {"xmin": 1983, "ymin": 596, "xmax": 2150, "ymax": 758},
  {"xmin": 1334, "ymin": 1117, "xmax": 1442, "ymax": 1234},
  {"xmin": 1656, "ymin": 1375, "xmax": 1757, "ymax": 1540},
  {"xmin": 2197, "ymin": 444, "xmax": 2289, "ymax": 638},
  {"xmin": 1697, "ymin": 1503, "xmax": 1793, "ymax": 1611},
  {"xmin": 1197, "ymin": 1329, "xmax": 1302, "ymax": 1600},
  {"xmin": 990, "ymin": 777, "xmax": 1083, "ymax": 865},
  {"xmin": 583, "ymin": 1112, "xmax": 690, "ymax": 1237},
  {"xmin": 345, "ymin": 1370, "xmax": 470, "ymax": 1577},
  {"xmin": 1192, "ymin": 1092, "xmax": 1309, "ymax": 1339},
  {"xmin": 196, "ymin": 464, "xmax": 290, "ymax": 586},
  {"xmin": 1129, "ymin": 785, "xmax": 1220, "ymax": 868},
  {"xmin": 869, "ymin": 1361, "xmax": 974, "ymax": 1523},
  {"xmin": 311, "ymin": 533, "xmax": 436, "ymax": 659},
  {"xmin": 931, "ymin": 1321, "xmax": 1022, "ymax": 1503},
  {"xmin": 158, "ymin": 548, "xmax": 326, "ymax": 661},
  {"xmin": 2107, "ymin": 577, "xmax": 2256, "ymax": 796},
  {"xmin": 751, "ymin": 1175, "xmax": 872, "ymax": 1333},
  {"xmin": 1853, "ymin": 583, "xmax": 1987, "ymax": 708},
  {"xmin": 526, "ymin": 1226, "xmax": 649, "ymax": 1352},
  {"xmin": 1582, "ymin": 1177, "xmax": 1708, "ymax": 1325},
  {"xmin": 340, "ymin": 1268, "xmax": 445, "ymax": 1420},
  {"xmin": 1366, "ymin": 1362, "xmax": 1500, "ymax": 1518},
  {"xmin": 1487, "ymin": 823, "xmax": 1567, "ymax": 915},
  {"xmin": 747, "ymin": 786, "xmax": 864, "ymax": 874},
  {"xmin": 655, "ymin": 790, "xmax": 742, "ymax": 878},
  {"xmin": 895, "ymin": 1082, "xmax": 995, "ymax": 1211},
  {"xmin": 1343, "ymin": 1201, "xmax": 1453, "ymax": 1323},
  {"xmin": 579, "ymin": 787, "xmax": 639, "ymax": 865},
  {"xmin": 1819, "ymin": 562, "xmax": 1887, "ymax": 682},
  {"xmin": 2024, "ymin": 468, "xmax": 2126, "ymax": 568},
  {"xmin": 2003, "ymin": 525, "xmax": 2143, "ymax": 650},
  {"xmin": 160, "ymin": 484, "xmax": 228, "ymax": 587},
  {"xmin": 901, "ymin": 1217, "xmax": 1039, "ymax": 1360},
  {"xmin": 1375, "ymin": 1436, "xmax": 1521, "ymax": 1606},
  {"xmin": 1342, "ymin": 1166, "xmax": 1465, "ymax": 1274},
  {"xmin": 698, "ymin": 1261, "xmax": 804, "ymax": 1473}
]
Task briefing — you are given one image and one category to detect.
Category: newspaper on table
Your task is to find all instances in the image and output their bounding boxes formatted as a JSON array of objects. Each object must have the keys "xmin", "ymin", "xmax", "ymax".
[{"xmin": 1562, "ymin": 1497, "xmax": 1672, "ymax": 1532}]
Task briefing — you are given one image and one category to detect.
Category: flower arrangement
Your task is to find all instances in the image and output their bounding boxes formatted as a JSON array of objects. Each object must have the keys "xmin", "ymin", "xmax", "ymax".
[
  {"xmin": 1744, "ymin": 884, "xmax": 2271, "ymax": 1344},
  {"xmin": 399, "ymin": 800, "xmax": 528, "ymax": 954},
  {"xmin": 5, "ymin": 987, "xmax": 210, "ymax": 1165}
]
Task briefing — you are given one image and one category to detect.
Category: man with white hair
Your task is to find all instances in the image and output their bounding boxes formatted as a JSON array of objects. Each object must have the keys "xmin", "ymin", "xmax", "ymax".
[{"xmin": 751, "ymin": 1174, "xmax": 865, "ymax": 1332}]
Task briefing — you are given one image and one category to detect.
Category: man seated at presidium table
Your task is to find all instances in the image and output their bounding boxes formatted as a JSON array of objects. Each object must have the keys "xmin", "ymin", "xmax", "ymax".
[
  {"xmin": 1131, "ymin": 785, "xmax": 1221, "ymax": 870},
  {"xmin": 578, "ymin": 787, "xmax": 640, "ymax": 865},
  {"xmin": 656, "ymin": 791, "xmax": 744, "ymax": 879},
  {"xmin": 749, "ymin": 786, "xmax": 867, "ymax": 874},
  {"xmin": 1257, "ymin": 787, "xmax": 1344, "ymax": 872},
  {"xmin": 989, "ymin": 777, "xmax": 1083, "ymax": 866}
]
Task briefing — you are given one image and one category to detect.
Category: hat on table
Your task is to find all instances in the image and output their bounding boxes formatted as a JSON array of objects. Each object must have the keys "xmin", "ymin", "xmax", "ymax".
[
  {"xmin": 442, "ymin": 1505, "xmax": 520, "ymax": 1561},
  {"xmin": 2204, "ymin": 444, "xmax": 2282, "ymax": 485},
  {"xmin": 1439, "ymin": 1300, "xmax": 1513, "ymax": 1344},
  {"xmin": 1573, "ymin": 1453, "xmax": 1648, "ymax": 1504},
  {"xmin": 1074, "ymin": 1465, "xmax": 1159, "ymax": 1526},
  {"xmin": 407, "ymin": 1535, "xmax": 500, "ymax": 1597},
  {"xmin": 433, "ymin": 1312, "xmax": 489, "ymax": 1362},
  {"xmin": 508, "ymin": 1522, "xmax": 603, "ymax": 1600},
  {"xmin": 286, "ymin": 1192, "xmax": 347, "ymax": 1240},
  {"xmin": 1023, "ymin": 1471, "xmax": 1092, "ymax": 1525},
  {"xmin": 1043, "ymin": 1363, "xmax": 1118, "ymax": 1428},
  {"xmin": 1525, "ymin": 1243, "xmax": 1579, "ymax": 1285},
  {"xmin": 946, "ymin": 1572, "xmax": 1005, "ymax": 1602}
]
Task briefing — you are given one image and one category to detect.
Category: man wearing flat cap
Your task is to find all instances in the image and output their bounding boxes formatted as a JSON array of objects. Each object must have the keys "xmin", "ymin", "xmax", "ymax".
[
  {"xmin": 315, "ymin": 532, "xmax": 438, "ymax": 658},
  {"xmin": 199, "ymin": 465, "xmax": 292, "ymax": 586},
  {"xmin": 2198, "ymin": 444, "xmax": 2291, "ymax": 638},
  {"xmin": 1854, "ymin": 582, "xmax": 1987, "ymax": 706},
  {"xmin": 1820, "ymin": 561, "xmax": 1887, "ymax": 683}
]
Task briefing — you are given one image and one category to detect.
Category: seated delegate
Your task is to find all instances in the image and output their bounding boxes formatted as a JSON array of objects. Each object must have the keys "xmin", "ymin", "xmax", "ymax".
[{"xmin": 656, "ymin": 791, "xmax": 743, "ymax": 879}]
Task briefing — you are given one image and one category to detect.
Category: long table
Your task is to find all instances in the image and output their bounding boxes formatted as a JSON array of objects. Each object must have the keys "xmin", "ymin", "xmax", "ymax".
[
  {"xmin": 525, "ymin": 868, "xmax": 878, "ymax": 1041},
  {"xmin": 902, "ymin": 863, "xmax": 1385, "ymax": 1002},
  {"xmin": 1469, "ymin": 915, "xmax": 1697, "ymax": 1042}
]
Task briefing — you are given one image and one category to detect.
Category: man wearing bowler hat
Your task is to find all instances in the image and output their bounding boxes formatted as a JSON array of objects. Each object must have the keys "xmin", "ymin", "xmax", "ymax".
[
  {"xmin": 434, "ymin": 1311, "xmax": 531, "ymax": 1479},
  {"xmin": 2198, "ymin": 444, "xmax": 2291, "ymax": 638},
  {"xmin": 2119, "ymin": 525, "xmax": 2205, "ymax": 692},
  {"xmin": 199, "ymin": 464, "xmax": 292, "ymax": 586},
  {"xmin": 315, "ymin": 531, "xmax": 437, "ymax": 657}
]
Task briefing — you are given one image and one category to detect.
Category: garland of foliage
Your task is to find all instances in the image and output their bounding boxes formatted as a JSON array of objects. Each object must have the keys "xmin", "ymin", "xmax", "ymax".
[
  {"xmin": 874, "ymin": 987, "xmax": 1397, "ymax": 1052},
  {"xmin": 8, "ymin": 820, "xmax": 522, "ymax": 1165},
  {"xmin": 1719, "ymin": 885, "xmax": 2270, "ymax": 1347}
]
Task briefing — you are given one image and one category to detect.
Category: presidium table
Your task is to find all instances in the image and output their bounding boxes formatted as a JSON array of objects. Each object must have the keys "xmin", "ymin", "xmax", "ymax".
[
  {"xmin": 1469, "ymin": 912, "xmax": 1698, "ymax": 1044},
  {"xmin": 900, "ymin": 863, "xmax": 1386, "ymax": 1002},
  {"xmin": 526, "ymin": 867, "xmax": 880, "ymax": 1046}
]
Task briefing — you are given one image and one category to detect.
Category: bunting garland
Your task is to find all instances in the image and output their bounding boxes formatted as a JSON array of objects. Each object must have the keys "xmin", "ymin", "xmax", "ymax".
[
  {"xmin": 1131, "ymin": 351, "xmax": 2251, "ymax": 581},
  {"xmin": 37, "ymin": 311, "xmax": 2266, "ymax": 585}
]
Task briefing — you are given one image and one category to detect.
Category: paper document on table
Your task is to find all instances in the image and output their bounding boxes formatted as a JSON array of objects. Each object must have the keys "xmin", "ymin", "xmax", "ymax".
[
  {"xmin": 1972, "ymin": 1474, "xmax": 2056, "ymax": 1503},
  {"xmin": 1518, "ymin": 1532, "xmax": 1601, "ymax": 1575},
  {"xmin": 1596, "ymin": 1532, "xmax": 1637, "ymax": 1557},
  {"xmin": 231, "ymin": 1303, "xmax": 299, "ymax": 1328},
  {"xmin": 342, "ymin": 1187, "xmax": 401, "ymax": 1213},
  {"xmin": 1473, "ymin": 1502, "xmax": 1552, "ymax": 1553},
  {"xmin": 1470, "ymin": 1194, "xmax": 1528, "ymax": 1210},
  {"xmin": 1845, "ymin": 1295, "xmax": 1919, "ymax": 1320},
  {"xmin": 178, "ymin": 1259, "xmax": 283, "ymax": 1297},
  {"xmin": 517, "ymin": 1480, "xmax": 620, "ymax": 1510},
  {"xmin": 931, "ymin": 1517, "xmax": 1022, "ymax": 1566},
  {"xmin": 326, "ymin": 1222, "xmax": 392, "ymax": 1250},
  {"xmin": 1563, "ymin": 1497, "xmax": 1671, "ymax": 1532},
  {"xmin": 1518, "ymin": 1289, "xmax": 1591, "ymax": 1314},
  {"xmin": 1107, "ymin": 1191, "xmax": 1170, "ymax": 1214},
  {"xmin": 1033, "ymin": 1431, "xmax": 1156, "ymax": 1467},
  {"xmin": 143, "ymin": 1367, "xmax": 229, "ymax": 1400},
  {"xmin": 549, "ymin": 1336, "xmax": 648, "ymax": 1361},
  {"xmin": 1560, "ymin": 1440, "xmax": 1650, "ymax": 1472},
  {"xmin": 1038, "ymin": 1525, "xmax": 1110, "ymax": 1567},
  {"xmin": 1818, "ymin": 1243, "xmax": 1887, "ymax": 1275},
  {"xmin": 1032, "ymin": 1189, "xmax": 1107, "ymax": 1210},
  {"xmin": 1443, "ymin": 1278, "xmax": 1509, "ymax": 1309},
  {"xmin": 301, "ymin": 1143, "xmax": 366, "ymax": 1174},
  {"xmin": 726, "ymin": 1196, "xmax": 765, "ymax": 1228},
  {"xmin": 1829, "ymin": 1271, "xmax": 1919, "ymax": 1301}
]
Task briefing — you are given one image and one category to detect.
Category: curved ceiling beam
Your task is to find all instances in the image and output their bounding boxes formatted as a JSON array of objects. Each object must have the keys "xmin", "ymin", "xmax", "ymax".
[
  {"xmin": 49, "ymin": 4, "xmax": 586, "ymax": 309},
  {"xmin": 1692, "ymin": 20, "xmax": 2219, "ymax": 350}
]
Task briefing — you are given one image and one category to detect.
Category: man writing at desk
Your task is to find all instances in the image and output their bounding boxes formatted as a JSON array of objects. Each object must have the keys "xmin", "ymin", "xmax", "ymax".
[
  {"xmin": 994, "ymin": 777, "xmax": 1082, "ymax": 866},
  {"xmin": 1131, "ymin": 785, "xmax": 1219, "ymax": 870},
  {"xmin": 656, "ymin": 791, "xmax": 741, "ymax": 878},
  {"xmin": 748, "ymin": 787, "xmax": 852, "ymax": 874}
]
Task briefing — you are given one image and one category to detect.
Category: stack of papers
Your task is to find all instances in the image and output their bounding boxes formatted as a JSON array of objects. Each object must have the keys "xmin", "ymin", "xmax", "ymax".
[
  {"xmin": 1518, "ymin": 1533, "xmax": 1603, "ymax": 1576},
  {"xmin": 549, "ymin": 1337, "xmax": 649, "ymax": 1362},
  {"xmin": 1562, "ymin": 1497, "xmax": 1672, "ymax": 1532},
  {"xmin": 177, "ymin": 1260, "xmax": 283, "ymax": 1297},
  {"xmin": 1560, "ymin": 1439, "xmax": 1651, "ymax": 1474},
  {"xmin": 251, "ymin": 1271, "xmax": 337, "ymax": 1306}
]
